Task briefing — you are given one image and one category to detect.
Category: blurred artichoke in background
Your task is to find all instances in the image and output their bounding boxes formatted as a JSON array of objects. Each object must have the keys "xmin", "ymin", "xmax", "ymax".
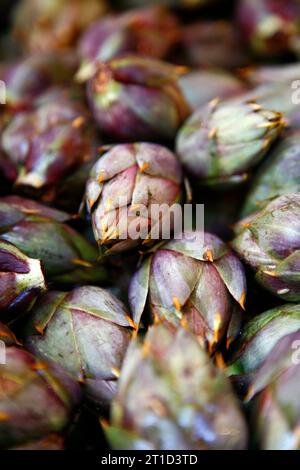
[
  {"xmin": 77, "ymin": 6, "xmax": 179, "ymax": 80},
  {"xmin": 116, "ymin": 0, "xmax": 215, "ymax": 9},
  {"xmin": 85, "ymin": 143, "xmax": 182, "ymax": 255},
  {"xmin": 13, "ymin": 0, "xmax": 108, "ymax": 53},
  {"xmin": 129, "ymin": 231, "xmax": 246, "ymax": 352},
  {"xmin": 106, "ymin": 321, "xmax": 248, "ymax": 450},
  {"xmin": 176, "ymin": 98, "xmax": 284, "ymax": 187},
  {"xmin": 233, "ymin": 194, "xmax": 300, "ymax": 301},
  {"xmin": 2, "ymin": 87, "xmax": 97, "ymax": 206},
  {"xmin": 228, "ymin": 304, "xmax": 300, "ymax": 382},
  {"xmin": 236, "ymin": 0, "xmax": 300, "ymax": 58},
  {"xmin": 87, "ymin": 55, "xmax": 189, "ymax": 141},
  {"xmin": 0, "ymin": 240, "xmax": 45, "ymax": 322},
  {"xmin": 178, "ymin": 20, "xmax": 250, "ymax": 69},
  {"xmin": 0, "ymin": 323, "xmax": 81, "ymax": 450},
  {"xmin": 247, "ymin": 332, "xmax": 300, "ymax": 450},
  {"xmin": 0, "ymin": 196, "xmax": 106, "ymax": 285},
  {"xmin": 24, "ymin": 286, "xmax": 136, "ymax": 406},
  {"xmin": 242, "ymin": 130, "xmax": 300, "ymax": 216},
  {"xmin": 178, "ymin": 69, "xmax": 245, "ymax": 111},
  {"xmin": 0, "ymin": 53, "xmax": 77, "ymax": 112}
]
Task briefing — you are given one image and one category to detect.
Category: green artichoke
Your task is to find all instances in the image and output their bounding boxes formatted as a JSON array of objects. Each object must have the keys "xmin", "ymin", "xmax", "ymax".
[
  {"xmin": 247, "ymin": 332, "xmax": 300, "ymax": 450},
  {"xmin": 129, "ymin": 230, "xmax": 246, "ymax": 352},
  {"xmin": 106, "ymin": 321, "xmax": 248, "ymax": 450},
  {"xmin": 232, "ymin": 193, "xmax": 300, "ymax": 301},
  {"xmin": 0, "ymin": 323, "xmax": 81, "ymax": 449},
  {"xmin": 176, "ymin": 98, "xmax": 284, "ymax": 187},
  {"xmin": 242, "ymin": 130, "xmax": 300, "ymax": 216},
  {"xmin": 228, "ymin": 304, "xmax": 300, "ymax": 380},
  {"xmin": 0, "ymin": 240, "xmax": 45, "ymax": 322},
  {"xmin": 24, "ymin": 286, "xmax": 136, "ymax": 406},
  {"xmin": 0, "ymin": 196, "xmax": 106, "ymax": 285}
]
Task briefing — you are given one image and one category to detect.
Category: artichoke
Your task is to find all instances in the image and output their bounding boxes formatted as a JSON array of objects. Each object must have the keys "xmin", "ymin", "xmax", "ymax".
[
  {"xmin": 236, "ymin": 0, "xmax": 300, "ymax": 58},
  {"xmin": 87, "ymin": 55, "xmax": 189, "ymax": 142},
  {"xmin": 0, "ymin": 196, "xmax": 106, "ymax": 285},
  {"xmin": 85, "ymin": 143, "xmax": 182, "ymax": 255},
  {"xmin": 247, "ymin": 332, "xmax": 300, "ymax": 450},
  {"xmin": 179, "ymin": 20, "xmax": 250, "ymax": 69},
  {"xmin": 24, "ymin": 286, "xmax": 136, "ymax": 406},
  {"xmin": 0, "ymin": 240, "xmax": 45, "ymax": 322},
  {"xmin": 106, "ymin": 321, "xmax": 248, "ymax": 450},
  {"xmin": 232, "ymin": 193, "xmax": 300, "ymax": 301},
  {"xmin": 129, "ymin": 230, "xmax": 246, "ymax": 352},
  {"xmin": 2, "ymin": 87, "xmax": 97, "ymax": 206},
  {"xmin": 228, "ymin": 304, "xmax": 300, "ymax": 382},
  {"xmin": 176, "ymin": 98, "xmax": 284, "ymax": 187},
  {"xmin": 230, "ymin": 77, "xmax": 300, "ymax": 130},
  {"xmin": 178, "ymin": 69, "xmax": 245, "ymax": 111},
  {"xmin": 242, "ymin": 130, "xmax": 300, "ymax": 216},
  {"xmin": 0, "ymin": 53, "xmax": 77, "ymax": 112},
  {"xmin": 0, "ymin": 323, "xmax": 81, "ymax": 450},
  {"xmin": 13, "ymin": 0, "xmax": 108, "ymax": 53},
  {"xmin": 77, "ymin": 6, "xmax": 179, "ymax": 80}
]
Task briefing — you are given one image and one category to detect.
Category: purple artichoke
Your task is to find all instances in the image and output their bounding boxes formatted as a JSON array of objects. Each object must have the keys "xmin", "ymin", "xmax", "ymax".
[
  {"xmin": 13, "ymin": 0, "xmax": 108, "ymax": 53},
  {"xmin": 0, "ymin": 54, "xmax": 77, "ymax": 112},
  {"xmin": 24, "ymin": 286, "xmax": 136, "ymax": 406},
  {"xmin": 232, "ymin": 193, "xmax": 300, "ymax": 301},
  {"xmin": 85, "ymin": 143, "xmax": 182, "ymax": 255},
  {"xmin": 248, "ymin": 332, "xmax": 300, "ymax": 450},
  {"xmin": 242, "ymin": 130, "xmax": 300, "ymax": 216},
  {"xmin": 0, "ymin": 240, "xmax": 45, "ymax": 322},
  {"xmin": 106, "ymin": 321, "xmax": 248, "ymax": 450},
  {"xmin": 0, "ymin": 196, "xmax": 106, "ymax": 285},
  {"xmin": 87, "ymin": 55, "xmax": 189, "ymax": 141},
  {"xmin": 176, "ymin": 98, "xmax": 284, "ymax": 187},
  {"xmin": 0, "ymin": 323, "xmax": 81, "ymax": 449},
  {"xmin": 129, "ymin": 231, "xmax": 247, "ymax": 352},
  {"xmin": 236, "ymin": 0, "xmax": 300, "ymax": 58},
  {"xmin": 77, "ymin": 6, "xmax": 179, "ymax": 80},
  {"xmin": 2, "ymin": 87, "xmax": 97, "ymax": 205},
  {"xmin": 178, "ymin": 20, "xmax": 250, "ymax": 69}
]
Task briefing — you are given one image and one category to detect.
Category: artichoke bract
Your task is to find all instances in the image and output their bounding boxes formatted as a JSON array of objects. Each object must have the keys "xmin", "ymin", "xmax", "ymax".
[
  {"xmin": 233, "ymin": 193, "xmax": 300, "ymax": 301},
  {"xmin": 13, "ymin": 0, "xmax": 108, "ymax": 53},
  {"xmin": 0, "ymin": 323, "xmax": 81, "ymax": 450},
  {"xmin": 236, "ymin": 0, "xmax": 300, "ymax": 58},
  {"xmin": 0, "ymin": 196, "xmax": 106, "ymax": 285},
  {"xmin": 78, "ymin": 6, "xmax": 179, "ymax": 79},
  {"xmin": 0, "ymin": 54, "xmax": 77, "ymax": 112},
  {"xmin": 2, "ymin": 87, "xmax": 97, "ymax": 203},
  {"xmin": 129, "ymin": 231, "xmax": 246, "ymax": 352},
  {"xmin": 106, "ymin": 322, "xmax": 248, "ymax": 450},
  {"xmin": 87, "ymin": 55, "xmax": 189, "ymax": 142},
  {"xmin": 24, "ymin": 286, "xmax": 136, "ymax": 406},
  {"xmin": 176, "ymin": 98, "xmax": 284, "ymax": 187},
  {"xmin": 228, "ymin": 304, "xmax": 300, "ymax": 381},
  {"xmin": 242, "ymin": 130, "xmax": 300, "ymax": 216},
  {"xmin": 247, "ymin": 332, "xmax": 300, "ymax": 450},
  {"xmin": 0, "ymin": 240, "xmax": 45, "ymax": 322},
  {"xmin": 85, "ymin": 143, "xmax": 182, "ymax": 255}
]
